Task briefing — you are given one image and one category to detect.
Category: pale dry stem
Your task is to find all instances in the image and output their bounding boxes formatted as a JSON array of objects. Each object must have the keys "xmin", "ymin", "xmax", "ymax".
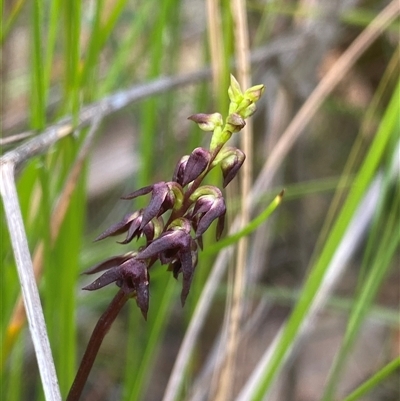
[
  {"xmin": 3, "ymin": 118, "xmax": 102, "ymax": 364},
  {"xmin": 214, "ymin": 0, "xmax": 253, "ymax": 399}
]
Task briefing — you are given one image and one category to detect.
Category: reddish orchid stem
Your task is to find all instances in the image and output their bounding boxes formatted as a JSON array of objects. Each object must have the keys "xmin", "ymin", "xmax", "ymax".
[{"xmin": 66, "ymin": 289, "xmax": 129, "ymax": 401}]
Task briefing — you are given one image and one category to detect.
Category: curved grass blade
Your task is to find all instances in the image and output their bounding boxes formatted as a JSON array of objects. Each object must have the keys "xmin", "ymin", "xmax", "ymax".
[{"xmin": 342, "ymin": 357, "xmax": 400, "ymax": 401}]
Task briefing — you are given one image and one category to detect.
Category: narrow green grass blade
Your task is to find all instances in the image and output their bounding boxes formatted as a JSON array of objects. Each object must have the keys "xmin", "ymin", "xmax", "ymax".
[
  {"xmin": 43, "ymin": 0, "xmax": 62, "ymax": 106},
  {"xmin": 99, "ymin": 1, "xmax": 154, "ymax": 95},
  {"xmin": 322, "ymin": 166, "xmax": 400, "ymax": 401},
  {"xmin": 250, "ymin": 285, "xmax": 399, "ymax": 327},
  {"xmin": 0, "ymin": 257, "xmax": 19, "ymax": 372},
  {"xmin": 1, "ymin": 0, "xmax": 26, "ymax": 44},
  {"xmin": 249, "ymin": 80, "xmax": 400, "ymax": 401},
  {"xmin": 99, "ymin": 0, "xmax": 130, "ymax": 47},
  {"xmin": 31, "ymin": 0, "xmax": 46, "ymax": 129},
  {"xmin": 80, "ymin": 0, "xmax": 108, "ymax": 99},
  {"xmin": 81, "ymin": 0, "xmax": 129, "ymax": 98},
  {"xmin": 79, "ymin": 0, "xmax": 104, "ymax": 88},
  {"xmin": 342, "ymin": 357, "xmax": 400, "ymax": 401},
  {"xmin": 63, "ymin": 0, "xmax": 81, "ymax": 116},
  {"xmin": 5, "ymin": 335, "xmax": 24, "ymax": 401}
]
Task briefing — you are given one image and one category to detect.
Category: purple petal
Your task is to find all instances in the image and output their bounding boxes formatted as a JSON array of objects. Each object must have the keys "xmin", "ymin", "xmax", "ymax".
[
  {"xmin": 136, "ymin": 280, "xmax": 149, "ymax": 320},
  {"xmin": 216, "ymin": 211, "xmax": 226, "ymax": 241},
  {"xmin": 82, "ymin": 254, "xmax": 133, "ymax": 275},
  {"xmin": 226, "ymin": 113, "xmax": 246, "ymax": 132},
  {"xmin": 119, "ymin": 259, "xmax": 150, "ymax": 319},
  {"xmin": 94, "ymin": 213, "xmax": 137, "ymax": 241},
  {"xmin": 195, "ymin": 198, "xmax": 226, "ymax": 238},
  {"xmin": 179, "ymin": 247, "xmax": 194, "ymax": 306},
  {"xmin": 142, "ymin": 221, "xmax": 156, "ymax": 242},
  {"xmin": 136, "ymin": 229, "xmax": 191, "ymax": 260},
  {"xmin": 172, "ymin": 155, "xmax": 189, "ymax": 185},
  {"xmin": 82, "ymin": 267, "xmax": 121, "ymax": 291},
  {"xmin": 140, "ymin": 182, "xmax": 169, "ymax": 228},
  {"xmin": 182, "ymin": 148, "xmax": 210, "ymax": 186},
  {"xmin": 118, "ymin": 216, "xmax": 143, "ymax": 244},
  {"xmin": 121, "ymin": 185, "xmax": 153, "ymax": 200}
]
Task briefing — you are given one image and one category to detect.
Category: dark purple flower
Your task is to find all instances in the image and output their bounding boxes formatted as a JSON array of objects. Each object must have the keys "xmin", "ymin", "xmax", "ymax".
[
  {"xmin": 122, "ymin": 182, "xmax": 184, "ymax": 229},
  {"xmin": 136, "ymin": 220, "xmax": 191, "ymax": 260},
  {"xmin": 83, "ymin": 256, "xmax": 149, "ymax": 319},
  {"xmin": 188, "ymin": 186, "xmax": 226, "ymax": 239},
  {"xmin": 136, "ymin": 219, "xmax": 197, "ymax": 305},
  {"xmin": 140, "ymin": 182, "xmax": 171, "ymax": 228},
  {"xmin": 94, "ymin": 210, "xmax": 158, "ymax": 245}
]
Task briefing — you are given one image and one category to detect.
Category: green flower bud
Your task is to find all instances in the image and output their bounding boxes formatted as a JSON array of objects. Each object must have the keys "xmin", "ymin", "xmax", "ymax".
[
  {"xmin": 228, "ymin": 75, "xmax": 243, "ymax": 103},
  {"xmin": 244, "ymin": 84, "xmax": 265, "ymax": 103},
  {"xmin": 241, "ymin": 103, "xmax": 257, "ymax": 118},
  {"xmin": 188, "ymin": 113, "xmax": 223, "ymax": 131},
  {"xmin": 236, "ymin": 98, "xmax": 252, "ymax": 114},
  {"xmin": 228, "ymin": 101, "xmax": 238, "ymax": 115}
]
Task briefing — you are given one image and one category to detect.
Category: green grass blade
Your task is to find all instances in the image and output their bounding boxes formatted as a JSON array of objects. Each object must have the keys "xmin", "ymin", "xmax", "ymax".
[
  {"xmin": 99, "ymin": 1, "xmax": 154, "ymax": 95},
  {"xmin": 43, "ymin": 0, "xmax": 62, "ymax": 106},
  {"xmin": 5, "ymin": 336, "xmax": 24, "ymax": 401},
  {"xmin": 1, "ymin": 0, "xmax": 26, "ymax": 44},
  {"xmin": 249, "ymin": 79, "xmax": 400, "ymax": 401},
  {"xmin": 63, "ymin": 0, "xmax": 81, "ymax": 116},
  {"xmin": 321, "ymin": 164, "xmax": 400, "ymax": 401},
  {"xmin": 31, "ymin": 0, "xmax": 46, "ymax": 129},
  {"xmin": 83, "ymin": 0, "xmax": 129, "ymax": 98},
  {"xmin": 342, "ymin": 357, "xmax": 400, "ymax": 401}
]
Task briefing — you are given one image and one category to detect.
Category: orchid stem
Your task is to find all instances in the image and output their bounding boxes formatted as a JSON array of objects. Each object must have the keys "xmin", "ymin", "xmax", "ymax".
[{"xmin": 66, "ymin": 289, "xmax": 129, "ymax": 401}]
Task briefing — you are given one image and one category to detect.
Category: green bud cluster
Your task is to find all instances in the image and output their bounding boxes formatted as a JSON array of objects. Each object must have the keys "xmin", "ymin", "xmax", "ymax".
[{"xmin": 188, "ymin": 75, "xmax": 265, "ymax": 152}]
